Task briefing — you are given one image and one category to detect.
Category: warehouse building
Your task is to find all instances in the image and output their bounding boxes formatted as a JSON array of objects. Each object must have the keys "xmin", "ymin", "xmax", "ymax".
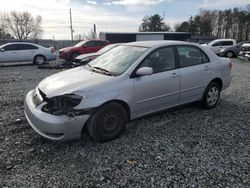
[{"xmin": 99, "ymin": 32, "xmax": 192, "ymax": 43}]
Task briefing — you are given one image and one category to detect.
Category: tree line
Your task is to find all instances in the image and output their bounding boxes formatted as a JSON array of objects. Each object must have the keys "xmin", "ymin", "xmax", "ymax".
[
  {"xmin": 0, "ymin": 11, "xmax": 43, "ymax": 40},
  {"xmin": 139, "ymin": 5, "xmax": 250, "ymax": 42}
]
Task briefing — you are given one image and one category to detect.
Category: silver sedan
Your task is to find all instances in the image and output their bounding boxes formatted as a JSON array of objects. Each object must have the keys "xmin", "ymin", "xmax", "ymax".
[
  {"xmin": 24, "ymin": 41, "xmax": 232, "ymax": 142},
  {"xmin": 0, "ymin": 42, "xmax": 56, "ymax": 65}
]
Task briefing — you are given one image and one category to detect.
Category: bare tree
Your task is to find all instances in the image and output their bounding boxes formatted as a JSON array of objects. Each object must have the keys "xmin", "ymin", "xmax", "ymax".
[
  {"xmin": 0, "ymin": 12, "xmax": 12, "ymax": 39},
  {"xmin": 4, "ymin": 11, "xmax": 43, "ymax": 39}
]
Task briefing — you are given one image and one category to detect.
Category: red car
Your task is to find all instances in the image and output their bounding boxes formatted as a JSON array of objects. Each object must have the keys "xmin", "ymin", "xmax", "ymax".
[{"xmin": 59, "ymin": 39, "xmax": 110, "ymax": 61}]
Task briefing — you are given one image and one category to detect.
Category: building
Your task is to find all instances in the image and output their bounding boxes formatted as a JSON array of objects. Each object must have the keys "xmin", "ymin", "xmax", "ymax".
[{"xmin": 99, "ymin": 32, "xmax": 192, "ymax": 43}]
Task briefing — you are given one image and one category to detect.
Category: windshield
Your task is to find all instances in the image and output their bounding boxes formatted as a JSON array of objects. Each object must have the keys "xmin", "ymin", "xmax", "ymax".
[
  {"xmin": 74, "ymin": 41, "xmax": 87, "ymax": 47},
  {"xmin": 98, "ymin": 44, "xmax": 117, "ymax": 53},
  {"xmin": 89, "ymin": 45, "xmax": 148, "ymax": 76}
]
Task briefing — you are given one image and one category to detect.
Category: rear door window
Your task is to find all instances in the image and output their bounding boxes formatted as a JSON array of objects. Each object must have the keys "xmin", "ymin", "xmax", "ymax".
[
  {"xmin": 221, "ymin": 41, "xmax": 233, "ymax": 46},
  {"xmin": 93, "ymin": 41, "xmax": 106, "ymax": 47},
  {"xmin": 16, "ymin": 44, "xmax": 39, "ymax": 50},
  {"xmin": 177, "ymin": 46, "xmax": 209, "ymax": 68}
]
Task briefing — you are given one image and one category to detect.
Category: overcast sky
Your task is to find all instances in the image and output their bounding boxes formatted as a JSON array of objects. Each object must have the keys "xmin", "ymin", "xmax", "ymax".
[{"xmin": 1, "ymin": 0, "xmax": 249, "ymax": 39}]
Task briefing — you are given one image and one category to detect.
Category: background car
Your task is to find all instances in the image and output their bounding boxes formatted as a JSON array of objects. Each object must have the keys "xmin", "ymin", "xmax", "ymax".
[
  {"xmin": 24, "ymin": 41, "xmax": 232, "ymax": 142},
  {"xmin": 201, "ymin": 39, "xmax": 236, "ymax": 55},
  {"xmin": 73, "ymin": 43, "xmax": 123, "ymax": 65},
  {"xmin": 0, "ymin": 42, "xmax": 56, "ymax": 65},
  {"xmin": 219, "ymin": 41, "xmax": 250, "ymax": 58},
  {"xmin": 58, "ymin": 39, "xmax": 110, "ymax": 61},
  {"xmin": 238, "ymin": 43, "xmax": 250, "ymax": 61}
]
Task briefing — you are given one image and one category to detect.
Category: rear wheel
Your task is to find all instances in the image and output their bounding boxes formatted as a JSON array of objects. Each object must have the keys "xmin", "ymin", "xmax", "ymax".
[
  {"xmin": 201, "ymin": 82, "xmax": 221, "ymax": 109},
  {"xmin": 87, "ymin": 102, "xmax": 128, "ymax": 142},
  {"xmin": 226, "ymin": 51, "xmax": 234, "ymax": 58},
  {"xmin": 34, "ymin": 55, "xmax": 46, "ymax": 65}
]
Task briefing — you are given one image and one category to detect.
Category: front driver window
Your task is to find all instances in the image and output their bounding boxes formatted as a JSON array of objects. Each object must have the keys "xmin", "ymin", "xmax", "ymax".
[
  {"xmin": 4, "ymin": 44, "xmax": 17, "ymax": 51},
  {"xmin": 212, "ymin": 42, "xmax": 221, "ymax": 47},
  {"xmin": 139, "ymin": 47, "xmax": 176, "ymax": 74}
]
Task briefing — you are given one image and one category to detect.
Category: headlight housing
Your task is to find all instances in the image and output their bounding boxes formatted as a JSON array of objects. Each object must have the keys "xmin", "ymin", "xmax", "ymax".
[
  {"xmin": 41, "ymin": 94, "xmax": 82, "ymax": 116},
  {"xmin": 220, "ymin": 48, "xmax": 225, "ymax": 52}
]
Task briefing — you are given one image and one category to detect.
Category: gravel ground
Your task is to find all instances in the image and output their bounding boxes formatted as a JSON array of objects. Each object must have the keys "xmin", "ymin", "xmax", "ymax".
[{"xmin": 0, "ymin": 59, "xmax": 249, "ymax": 187}]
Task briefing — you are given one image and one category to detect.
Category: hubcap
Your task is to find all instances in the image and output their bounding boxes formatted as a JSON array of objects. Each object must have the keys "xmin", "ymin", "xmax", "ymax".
[
  {"xmin": 36, "ymin": 56, "xmax": 45, "ymax": 64},
  {"xmin": 227, "ymin": 52, "xmax": 233, "ymax": 58},
  {"xmin": 100, "ymin": 112, "xmax": 119, "ymax": 132},
  {"xmin": 207, "ymin": 87, "xmax": 219, "ymax": 106}
]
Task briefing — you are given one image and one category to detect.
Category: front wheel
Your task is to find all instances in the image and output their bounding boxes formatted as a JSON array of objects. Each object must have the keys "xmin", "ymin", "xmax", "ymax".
[
  {"xmin": 87, "ymin": 103, "xmax": 128, "ymax": 142},
  {"xmin": 201, "ymin": 82, "xmax": 221, "ymax": 109},
  {"xmin": 34, "ymin": 55, "xmax": 46, "ymax": 65},
  {"xmin": 70, "ymin": 53, "xmax": 80, "ymax": 61}
]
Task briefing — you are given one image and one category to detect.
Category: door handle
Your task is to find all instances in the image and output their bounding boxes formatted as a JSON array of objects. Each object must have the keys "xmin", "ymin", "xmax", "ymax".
[
  {"xmin": 12, "ymin": 52, "xmax": 16, "ymax": 53},
  {"xmin": 204, "ymin": 66, "xmax": 209, "ymax": 70},
  {"xmin": 170, "ymin": 72, "xmax": 179, "ymax": 78}
]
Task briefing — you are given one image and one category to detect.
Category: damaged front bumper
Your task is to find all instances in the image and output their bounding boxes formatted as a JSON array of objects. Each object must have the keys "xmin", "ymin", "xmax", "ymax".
[{"xmin": 24, "ymin": 90, "xmax": 91, "ymax": 141}]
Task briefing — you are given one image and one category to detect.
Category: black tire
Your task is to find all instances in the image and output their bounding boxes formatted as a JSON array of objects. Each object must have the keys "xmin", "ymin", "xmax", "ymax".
[
  {"xmin": 70, "ymin": 52, "xmax": 80, "ymax": 61},
  {"xmin": 201, "ymin": 82, "xmax": 221, "ymax": 109},
  {"xmin": 34, "ymin": 55, "xmax": 46, "ymax": 65},
  {"xmin": 87, "ymin": 102, "xmax": 128, "ymax": 142},
  {"xmin": 226, "ymin": 51, "xmax": 235, "ymax": 58}
]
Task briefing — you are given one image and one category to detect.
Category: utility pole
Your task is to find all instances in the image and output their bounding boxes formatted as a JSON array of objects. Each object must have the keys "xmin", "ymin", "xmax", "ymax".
[
  {"xmin": 69, "ymin": 8, "xmax": 74, "ymax": 44},
  {"xmin": 93, "ymin": 24, "xmax": 96, "ymax": 39}
]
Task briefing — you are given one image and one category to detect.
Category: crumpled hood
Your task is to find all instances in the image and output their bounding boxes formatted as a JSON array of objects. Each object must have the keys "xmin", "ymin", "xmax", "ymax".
[{"xmin": 38, "ymin": 67, "xmax": 112, "ymax": 98}]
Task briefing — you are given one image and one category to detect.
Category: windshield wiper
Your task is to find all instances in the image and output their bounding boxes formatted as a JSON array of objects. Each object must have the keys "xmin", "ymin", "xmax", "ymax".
[
  {"xmin": 85, "ymin": 63, "xmax": 92, "ymax": 69},
  {"xmin": 92, "ymin": 66, "xmax": 114, "ymax": 76}
]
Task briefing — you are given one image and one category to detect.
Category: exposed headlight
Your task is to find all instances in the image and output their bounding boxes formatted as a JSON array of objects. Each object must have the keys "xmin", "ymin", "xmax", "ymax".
[{"xmin": 41, "ymin": 94, "xmax": 82, "ymax": 116}]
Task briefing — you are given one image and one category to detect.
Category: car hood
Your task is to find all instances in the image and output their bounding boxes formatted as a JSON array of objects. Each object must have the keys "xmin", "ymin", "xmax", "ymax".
[
  {"xmin": 76, "ymin": 52, "xmax": 101, "ymax": 60},
  {"xmin": 38, "ymin": 67, "xmax": 112, "ymax": 98}
]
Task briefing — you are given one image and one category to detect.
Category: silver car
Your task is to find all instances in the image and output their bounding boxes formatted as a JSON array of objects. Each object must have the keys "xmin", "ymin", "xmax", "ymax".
[
  {"xmin": 24, "ymin": 41, "xmax": 232, "ymax": 142},
  {"xmin": 0, "ymin": 42, "xmax": 57, "ymax": 65}
]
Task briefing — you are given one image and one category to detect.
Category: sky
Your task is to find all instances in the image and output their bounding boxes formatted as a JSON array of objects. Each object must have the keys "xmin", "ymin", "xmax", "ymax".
[{"xmin": 0, "ymin": 0, "xmax": 249, "ymax": 39}]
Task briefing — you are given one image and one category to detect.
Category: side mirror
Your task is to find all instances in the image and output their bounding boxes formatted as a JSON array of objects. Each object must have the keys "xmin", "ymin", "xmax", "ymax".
[
  {"xmin": 0, "ymin": 48, "xmax": 5, "ymax": 52},
  {"xmin": 136, "ymin": 67, "xmax": 153, "ymax": 76}
]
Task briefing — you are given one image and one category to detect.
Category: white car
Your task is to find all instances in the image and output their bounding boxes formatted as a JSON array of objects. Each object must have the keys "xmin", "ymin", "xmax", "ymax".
[
  {"xmin": 238, "ymin": 43, "xmax": 250, "ymax": 61},
  {"xmin": 201, "ymin": 39, "xmax": 236, "ymax": 55},
  {"xmin": 24, "ymin": 40, "xmax": 232, "ymax": 142},
  {"xmin": 0, "ymin": 42, "xmax": 57, "ymax": 65}
]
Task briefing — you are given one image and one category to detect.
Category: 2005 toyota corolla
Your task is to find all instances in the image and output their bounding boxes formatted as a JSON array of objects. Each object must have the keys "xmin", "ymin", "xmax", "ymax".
[{"xmin": 24, "ymin": 41, "xmax": 232, "ymax": 142}]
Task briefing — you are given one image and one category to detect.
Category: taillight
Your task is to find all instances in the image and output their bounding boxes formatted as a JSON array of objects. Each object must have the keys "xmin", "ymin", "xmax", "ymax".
[
  {"xmin": 51, "ymin": 47, "xmax": 55, "ymax": 53},
  {"xmin": 229, "ymin": 62, "xmax": 232, "ymax": 69}
]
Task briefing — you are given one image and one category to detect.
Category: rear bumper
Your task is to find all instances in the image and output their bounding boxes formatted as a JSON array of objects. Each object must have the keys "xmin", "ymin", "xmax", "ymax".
[
  {"xmin": 221, "ymin": 74, "xmax": 232, "ymax": 90},
  {"xmin": 24, "ymin": 90, "xmax": 90, "ymax": 141},
  {"xmin": 46, "ymin": 53, "xmax": 57, "ymax": 61}
]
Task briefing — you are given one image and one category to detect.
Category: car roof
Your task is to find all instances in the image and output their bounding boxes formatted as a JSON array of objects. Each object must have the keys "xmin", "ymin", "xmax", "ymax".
[
  {"xmin": 212, "ymin": 39, "xmax": 235, "ymax": 42},
  {"xmin": 123, "ymin": 40, "xmax": 197, "ymax": 48},
  {"xmin": 3, "ymin": 42, "xmax": 40, "ymax": 46}
]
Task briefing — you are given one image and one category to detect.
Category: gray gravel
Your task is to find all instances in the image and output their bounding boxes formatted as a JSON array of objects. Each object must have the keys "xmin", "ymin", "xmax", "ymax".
[{"xmin": 0, "ymin": 59, "xmax": 250, "ymax": 187}]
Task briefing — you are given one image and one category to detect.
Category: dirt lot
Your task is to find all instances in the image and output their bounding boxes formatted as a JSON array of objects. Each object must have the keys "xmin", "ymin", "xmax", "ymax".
[{"xmin": 0, "ymin": 59, "xmax": 249, "ymax": 187}]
